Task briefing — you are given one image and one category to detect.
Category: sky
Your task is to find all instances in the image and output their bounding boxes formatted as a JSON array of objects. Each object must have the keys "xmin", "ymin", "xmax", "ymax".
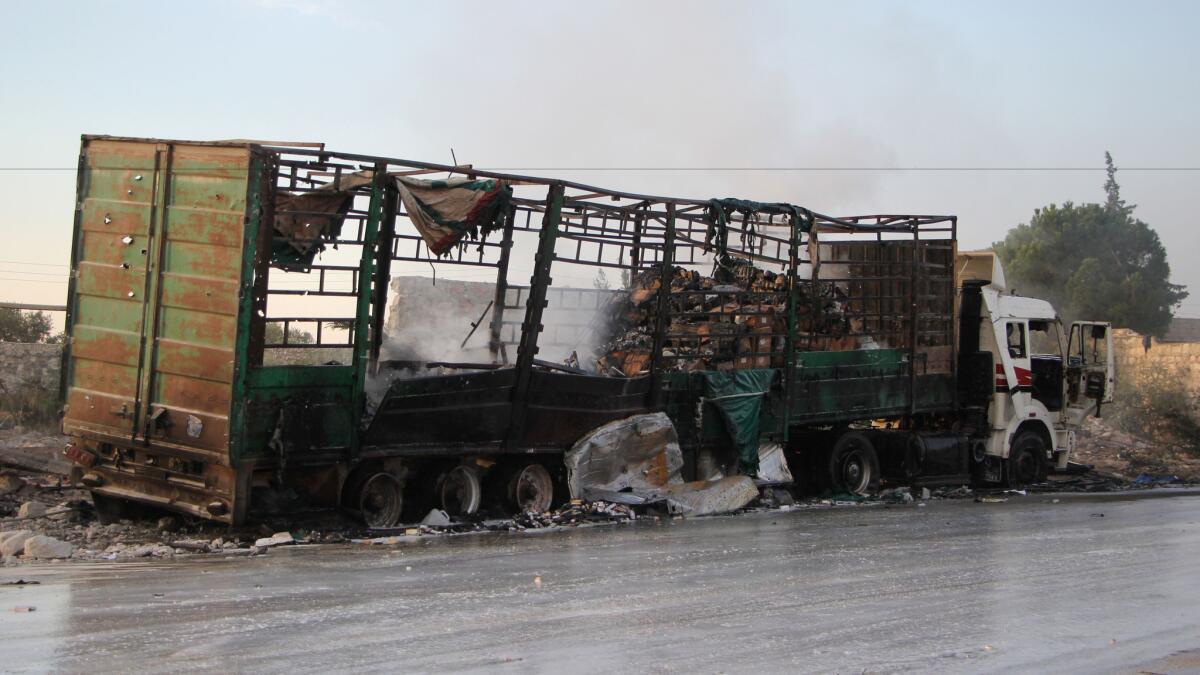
[{"xmin": 2, "ymin": 0, "xmax": 1198, "ymax": 322}]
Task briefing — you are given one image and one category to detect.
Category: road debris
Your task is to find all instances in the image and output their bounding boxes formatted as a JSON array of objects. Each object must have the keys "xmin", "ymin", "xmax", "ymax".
[
  {"xmin": 1072, "ymin": 416, "xmax": 1200, "ymax": 483},
  {"xmin": 0, "ymin": 413, "xmax": 1191, "ymax": 565},
  {"xmin": 0, "ymin": 530, "xmax": 34, "ymax": 557},
  {"xmin": 880, "ymin": 487, "xmax": 915, "ymax": 504},
  {"xmin": 254, "ymin": 532, "xmax": 297, "ymax": 549},
  {"xmin": 22, "ymin": 535, "xmax": 75, "ymax": 559},
  {"xmin": 17, "ymin": 502, "xmax": 46, "ymax": 519},
  {"xmin": 565, "ymin": 413, "xmax": 684, "ymax": 502},
  {"xmin": 420, "ymin": 509, "xmax": 452, "ymax": 528},
  {"xmin": 650, "ymin": 476, "xmax": 760, "ymax": 516}
]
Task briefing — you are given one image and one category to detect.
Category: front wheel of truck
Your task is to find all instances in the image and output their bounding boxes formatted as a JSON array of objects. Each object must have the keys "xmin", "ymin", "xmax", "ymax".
[{"xmin": 1004, "ymin": 431, "xmax": 1047, "ymax": 489}]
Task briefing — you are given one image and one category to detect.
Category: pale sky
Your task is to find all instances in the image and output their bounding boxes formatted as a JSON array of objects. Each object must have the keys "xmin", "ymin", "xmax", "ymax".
[{"xmin": 2, "ymin": 0, "xmax": 1198, "ymax": 321}]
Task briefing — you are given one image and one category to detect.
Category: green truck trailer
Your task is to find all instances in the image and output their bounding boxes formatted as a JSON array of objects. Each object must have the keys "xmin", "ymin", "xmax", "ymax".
[{"xmin": 60, "ymin": 136, "xmax": 972, "ymax": 526}]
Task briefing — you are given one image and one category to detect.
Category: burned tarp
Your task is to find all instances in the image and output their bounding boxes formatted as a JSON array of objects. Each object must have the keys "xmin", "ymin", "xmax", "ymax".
[
  {"xmin": 565, "ymin": 413, "xmax": 761, "ymax": 516},
  {"xmin": 271, "ymin": 172, "xmax": 511, "ymax": 270},
  {"xmin": 565, "ymin": 413, "xmax": 685, "ymax": 502},
  {"xmin": 704, "ymin": 198, "xmax": 811, "ymax": 258},
  {"xmin": 395, "ymin": 176, "xmax": 511, "ymax": 256},
  {"xmin": 702, "ymin": 369, "xmax": 776, "ymax": 475},
  {"xmin": 272, "ymin": 171, "xmax": 373, "ymax": 271}
]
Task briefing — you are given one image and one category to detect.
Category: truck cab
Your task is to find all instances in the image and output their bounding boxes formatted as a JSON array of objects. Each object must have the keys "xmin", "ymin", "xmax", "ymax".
[{"xmin": 958, "ymin": 251, "xmax": 1114, "ymax": 485}]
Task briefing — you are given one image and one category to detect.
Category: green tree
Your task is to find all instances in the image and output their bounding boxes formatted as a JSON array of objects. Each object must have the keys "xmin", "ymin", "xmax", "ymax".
[
  {"xmin": 0, "ymin": 308, "xmax": 53, "ymax": 343},
  {"xmin": 993, "ymin": 152, "xmax": 1187, "ymax": 336},
  {"xmin": 264, "ymin": 322, "xmax": 314, "ymax": 345}
]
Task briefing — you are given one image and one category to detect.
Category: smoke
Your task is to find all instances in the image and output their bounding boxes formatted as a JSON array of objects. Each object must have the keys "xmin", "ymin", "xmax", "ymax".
[
  {"xmin": 380, "ymin": 275, "xmax": 616, "ymax": 370},
  {"xmin": 362, "ymin": 2, "xmax": 903, "ymax": 215}
]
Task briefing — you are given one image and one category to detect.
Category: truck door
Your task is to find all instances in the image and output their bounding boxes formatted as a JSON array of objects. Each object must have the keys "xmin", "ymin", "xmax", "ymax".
[
  {"xmin": 62, "ymin": 138, "xmax": 252, "ymax": 459},
  {"xmin": 999, "ymin": 319, "xmax": 1033, "ymax": 397},
  {"xmin": 1067, "ymin": 322, "xmax": 1114, "ymax": 405}
]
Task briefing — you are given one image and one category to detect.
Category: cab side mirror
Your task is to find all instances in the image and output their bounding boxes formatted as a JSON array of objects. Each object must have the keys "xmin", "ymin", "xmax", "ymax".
[{"xmin": 1090, "ymin": 325, "xmax": 1107, "ymax": 339}]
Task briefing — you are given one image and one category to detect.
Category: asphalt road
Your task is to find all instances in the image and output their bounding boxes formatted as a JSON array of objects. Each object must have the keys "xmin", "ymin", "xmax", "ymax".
[{"xmin": 3, "ymin": 490, "xmax": 1200, "ymax": 674}]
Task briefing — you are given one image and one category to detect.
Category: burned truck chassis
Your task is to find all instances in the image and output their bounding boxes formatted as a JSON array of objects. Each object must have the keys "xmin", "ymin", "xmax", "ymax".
[{"xmin": 60, "ymin": 136, "xmax": 963, "ymax": 526}]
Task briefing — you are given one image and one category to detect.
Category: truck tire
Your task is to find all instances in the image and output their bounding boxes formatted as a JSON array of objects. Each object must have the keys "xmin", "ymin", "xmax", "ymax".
[
  {"xmin": 343, "ymin": 470, "xmax": 404, "ymax": 528},
  {"xmin": 1004, "ymin": 431, "xmax": 1046, "ymax": 489},
  {"xmin": 439, "ymin": 465, "xmax": 483, "ymax": 517},
  {"xmin": 828, "ymin": 431, "xmax": 880, "ymax": 496},
  {"xmin": 508, "ymin": 462, "xmax": 554, "ymax": 514}
]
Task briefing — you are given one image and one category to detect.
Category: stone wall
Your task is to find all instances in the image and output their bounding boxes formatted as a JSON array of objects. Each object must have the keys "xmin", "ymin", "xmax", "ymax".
[
  {"xmin": 0, "ymin": 342, "xmax": 62, "ymax": 394},
  {"xmin": 1113, "ymin": 328, "xmax": 1200, "ymax": 391}
]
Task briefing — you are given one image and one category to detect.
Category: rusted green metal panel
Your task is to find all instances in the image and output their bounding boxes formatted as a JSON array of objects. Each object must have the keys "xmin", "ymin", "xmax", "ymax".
[
  {"xmin": 64, "ymin": 139, "xmax": 253, "ymax": 461},
  {"xmin": 64, "ymin": 139, "xmax": 158, "ymax": 439},
  {"xmin": 789, "ymin": 349, "xmax": 911, "ymax": 422}
]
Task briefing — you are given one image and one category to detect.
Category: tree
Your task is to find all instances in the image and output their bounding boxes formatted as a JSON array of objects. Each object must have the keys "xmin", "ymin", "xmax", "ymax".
[
  {"xmin": 993, "ymin": 152, "xmax": 1187, "ymax": 336},
  {"xmin": 592, "ymin": 269, "xmax": 611, "ymax": 290},
  {"xmin": 263, "ymin": 322, "xmax": 314, "ymax": 345},
  {"xmin": 0, "ymin": 308, "xmax": 53, "ymax": 343}
]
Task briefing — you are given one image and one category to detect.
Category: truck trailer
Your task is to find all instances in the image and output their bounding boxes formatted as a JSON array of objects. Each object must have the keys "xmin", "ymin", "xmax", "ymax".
[{"xmin": 58, "ymin": 136, "xmax": 1114, "ymax": 525}]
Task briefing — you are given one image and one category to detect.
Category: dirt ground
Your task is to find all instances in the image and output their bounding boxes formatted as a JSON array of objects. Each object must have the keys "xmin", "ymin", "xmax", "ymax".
[{"xmin": 1072, "ymin": 415, "xmax": 1200, "ymax": 483}]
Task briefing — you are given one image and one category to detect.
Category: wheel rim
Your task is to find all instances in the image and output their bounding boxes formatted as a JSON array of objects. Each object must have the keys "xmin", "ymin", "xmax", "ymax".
[
  {"xmin": 359, "ymin": 472, "xmax": 403, "ymax": 527},
  {"xmin": 512, "ymin": 463, "xmax": 553, "ymax": 513},
  {"xmin": 839, "ymin": 449, "xmax": 870, "ymax": 494},
  {"xmin": 440, "ymin": 466, "xmax": 482, "ymax": 516}
]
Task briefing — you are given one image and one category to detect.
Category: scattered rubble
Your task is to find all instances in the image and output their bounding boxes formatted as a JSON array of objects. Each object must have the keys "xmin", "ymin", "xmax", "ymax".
[
  {"xmin": 1, "ymin": 531, "xmax": 34, "ymax": 557},
  {"xmin": 650, "ymin": 475, "xmax": 760, "ymax": 516},
  {"xmin": 17, "ymin": 501, "xmax": 47, "ymax": 519},
  {"xmin": 879, "ymin": 487, "xmax": 915, "ymax": 504},
  {"xmin": 0, "ymin": 415, "xmax": 1193, "ymax": 566},
  {"xmin": 22, "ymin": 535, "xmax": 74, "ymax": 559},
  {"xmin": 0, "ymin": 427, "xmax": 72, "ymax": 476},
  {"xmin": 419, "ymin": 509, "xmax": 452, "ymax": 528},
  {"xmin": 254, "ymin": 532, "xmax": 297, "ymax": 549},
  {"xmin": 1072, "ymin": 416, "xmax": 1200, "ymax": 484}
]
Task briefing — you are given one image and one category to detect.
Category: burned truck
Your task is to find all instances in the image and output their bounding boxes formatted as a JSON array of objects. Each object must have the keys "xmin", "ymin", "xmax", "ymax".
[{"xmin": 58, "ymin": 136, "xmax": 1114, "ymax": 526}]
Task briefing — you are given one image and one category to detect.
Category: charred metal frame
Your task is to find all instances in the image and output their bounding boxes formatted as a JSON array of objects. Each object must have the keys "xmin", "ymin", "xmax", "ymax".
[{"xmin": 246, "ymin": 144, "xmax": 958, "ymax": 456}]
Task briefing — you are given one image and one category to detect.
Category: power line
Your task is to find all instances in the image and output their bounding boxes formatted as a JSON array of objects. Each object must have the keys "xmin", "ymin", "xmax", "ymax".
[
  {"xmin": 2, "ymin": 166, "xmax": 1200, "ymax": 172},
  {"xmin": 0, "ymin": 277, "xmax": 67, "ymax": 284},
  {"xmin": 0, "ymin": 259, "xmax": 69, "ymax": 268},
  {"xmin": 0, "ymin": 269, "xmax": 70, "ymax": 277}
]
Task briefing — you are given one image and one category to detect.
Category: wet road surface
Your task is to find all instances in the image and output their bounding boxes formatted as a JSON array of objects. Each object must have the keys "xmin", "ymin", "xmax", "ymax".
[{"xmin": 3, "ymin": 490, "xmax": 1200, "ymax": 673}]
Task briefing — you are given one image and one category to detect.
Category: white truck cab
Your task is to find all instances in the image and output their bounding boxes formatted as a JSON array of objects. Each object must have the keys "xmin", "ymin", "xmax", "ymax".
[{"xmin": 958, "ymin": 251, "xmax": 1114, "ymax": 485}]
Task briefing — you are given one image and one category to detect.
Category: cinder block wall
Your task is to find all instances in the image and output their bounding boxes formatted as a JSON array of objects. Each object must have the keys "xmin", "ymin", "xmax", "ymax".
[
  {"xmin": 1113, "ymin": 329, "xmax": 1200, "ymax": 391},
  {"xmin": 0, "ymin": 342, "xmax": 62, "ymax": 393}
]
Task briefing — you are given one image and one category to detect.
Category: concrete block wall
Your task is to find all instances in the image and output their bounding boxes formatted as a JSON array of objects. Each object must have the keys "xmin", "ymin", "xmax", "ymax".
[
  {"xmin": 1113, "ymin": 329, "xmax": 1200, "ymax": 391},
  {"xmin": 0, "ymin": 342, "xmax": 62, "ymax": 394}
]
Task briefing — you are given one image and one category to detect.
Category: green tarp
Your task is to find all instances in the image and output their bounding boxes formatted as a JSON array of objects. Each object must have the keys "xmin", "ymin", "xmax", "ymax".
[
  {"xmin": 702, "ymin": 369, "xmax": 776, "ymax": 475},
  {"xmin": 704, "ymin": 198, "xmax": 812, "ymax": 259}
]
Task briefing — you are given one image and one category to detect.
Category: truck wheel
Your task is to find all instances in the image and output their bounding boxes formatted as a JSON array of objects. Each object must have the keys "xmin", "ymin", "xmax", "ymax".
[
  {"xmin": 508, "ymin": 462, "xmax": 553, "ymax": 514},
  {"xmin": 1004, "ymin": 431, "xmax": 1046, "ymax": 489},
  {"xmin": 439, "ymin": 465, "xmax": 482, "ymax": 517},
  {"xmin": 357, "ymin": 472, "xmax": 404, "ymax": 528},
  {"xmin": 828, "ymin": 432, "xmax": 880, "ymax": 496}
]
